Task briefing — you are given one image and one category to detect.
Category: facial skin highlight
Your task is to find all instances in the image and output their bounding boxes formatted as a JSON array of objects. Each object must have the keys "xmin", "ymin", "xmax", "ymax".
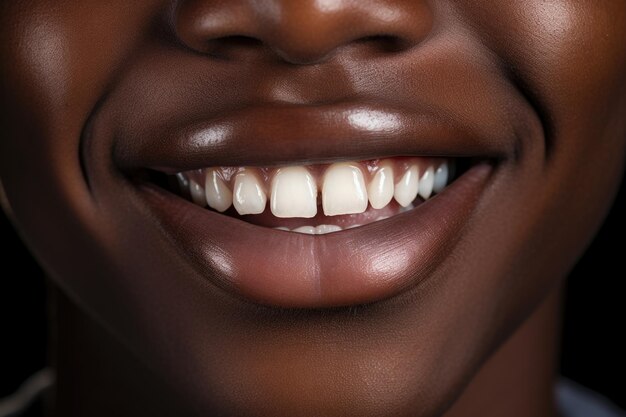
[{"xmin": 1, "ymin": 1, "xmax": 625, "ymax": 417}]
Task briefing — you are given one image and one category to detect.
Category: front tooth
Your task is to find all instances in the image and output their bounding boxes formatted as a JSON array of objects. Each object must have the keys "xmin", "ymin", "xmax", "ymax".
[
  {"xmin": 233, "ymin": 170, "xmax": 267, "ymax": 215},
  {"xmin": 293, "ymin": 225, "xmax": 316, "ymax": 235},
  {"xmin": 270, "ymin": 166, "xmax": 317, "ymax": 218},
  {"xmin": 433, "ymin": 162, "xmax": 449, "ymax": 193},
  {"xmin": 418, "ymin": 166, "xmax": 435, "ymax": 199},
  {"xmin": 189, "ymin": 179, "xmax": 206, "ymax": 206},
  {"xmin": 394, "ymin": 165, "xmax": 419, "ymax": 207},
  {"xmin": 315, "ymin": 224, "xmax": 342, "ymax": 234},
  {"xmin": 367, "ymin": 163, "xmax": 394, "ymax": 209},
  {"xmin": 205, "ymin": 169, "xmax": 233, "ymax": 212},
  {"xmin": 322, "ymin": 163, "xmax": 368, "ymax": 216}
]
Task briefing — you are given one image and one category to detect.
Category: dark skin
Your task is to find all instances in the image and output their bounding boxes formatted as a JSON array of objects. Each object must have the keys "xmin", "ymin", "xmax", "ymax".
[{"xmin": 1, "ymin": 1, "xmax": 625, "ymax": 416}]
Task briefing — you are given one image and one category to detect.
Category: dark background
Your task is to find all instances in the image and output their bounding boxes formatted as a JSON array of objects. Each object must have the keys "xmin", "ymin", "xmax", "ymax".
[{"xmin": 1, "ymin": 177, "xmax": 624, "ymax": 407}]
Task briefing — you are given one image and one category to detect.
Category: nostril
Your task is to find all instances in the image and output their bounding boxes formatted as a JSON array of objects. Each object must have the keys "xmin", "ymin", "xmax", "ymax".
[
  {"xmin": 354, "ymin": 35, "xmax": 413, "ymax": 54},
  {"xmin": 204, "ymin": 35, "xmax": 264, "ymax": 59},
  {"xmin": 172, "ymin": 0, "xmax": 260, "ymax": 55},
  {"xmin": 215, "ymin": 35, "xmax": 263, "ymax": 48}
]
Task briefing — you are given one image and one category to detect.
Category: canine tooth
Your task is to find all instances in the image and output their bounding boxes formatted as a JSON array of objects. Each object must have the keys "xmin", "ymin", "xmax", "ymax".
[
  {"xmin": 270, "ymin": 166, "xmax": 317, "ymax": 218},
  {"xmin": 233, "ymin": 170, "xmax": 267, "ymax": 215},
  {"xmin": 315, "ymin": 224, "xmax": 342, "ymax": 234},
  {"xmin": 322, "ymin": 163, "xmax": 368, "ymax": 216},
  {"xmin": 274, "ymin": 227, "xmax": 290, "ymax": 231},
  {"xmin": 433, "ymin": 162, "xmax": 449, "ymax": 193},
  {"xmin": 394, "ymin": 165, "xmax": 419, "ymax": 207},
  {"xmin": 418, "ymin": 166, "xmax": 435, "ymax": 199},
  {"xmin": 189, "ymin": 179, "xmax": 206, "ymax": 206},
  {"xmin": 293, "ymin": 226, "xmax": 316, "ymax": 235},
  {"xmin": 205, "ymin": 169, "xmax": 233, "ymax": 212},
  {"xmin": 367, "ymin": 163, "xmax": 394, "ymax": 209}
]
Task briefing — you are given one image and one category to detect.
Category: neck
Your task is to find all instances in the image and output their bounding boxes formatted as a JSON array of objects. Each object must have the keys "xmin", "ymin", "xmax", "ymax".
[
  {"xmin": 445, "ymin": 285, "xmax": 562, "ymax": 417},
  {"xmin": 50, "ymin": 286, "xmax": 562, "ymax": 417}
]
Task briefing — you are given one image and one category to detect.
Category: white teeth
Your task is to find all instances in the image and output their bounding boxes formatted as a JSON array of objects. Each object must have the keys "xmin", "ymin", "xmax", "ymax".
[
  {"xmin": 189, "ymin": 179, "xmax": 206, "ymax": 206},
  {"xmin": 233, "ymin": 169, "xmax": 267, "ymax": 215},
  {"xmin": 322, "ymin": 163, "xmax": 368, "ymax": 216},
  {"xmin": 315, "ymin": 224, "xmax": 342, "ymax": 234},
  {"xmin": 205, "ymin": 169, "xmax": 233, "ymax": 212},
  {"xmin": 285, "ymin": 224, "xmax": 344, "ymax": 235},
  {"xmin": 293, "ymin": 225, "xmax": 316, "ymax": 235},
  {"xmin": 270, "ymin": 166, "xmax": 318, "ymax": 218},
  {"xmin": 394, "ymin": 165, "xmax": 419, "ymax": 207},
  {"xmin": 180, "ymin": 158, "xmax": 454, "ymax": 224},
  {"xmin": 433, "ymin": 162, "xmax": 449, "ymax": 194},
  {"xmin": 367, "ymin": 162, "xmax": 394, "ymax": 209},
  {"xmin": 418, "ymin": 166, "xmax": 435, "ymax": 200}
]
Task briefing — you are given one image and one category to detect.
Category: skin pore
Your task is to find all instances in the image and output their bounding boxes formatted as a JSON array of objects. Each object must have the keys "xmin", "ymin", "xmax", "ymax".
[{"xmin": 1, "ymin": 1, "xmax": 625, "ymax": 416}]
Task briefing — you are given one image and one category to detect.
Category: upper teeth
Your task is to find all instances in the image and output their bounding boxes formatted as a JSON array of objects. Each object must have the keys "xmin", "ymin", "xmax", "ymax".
[
  {"xmin": 271, "ymin": 166, "xmax": 318, "ymax": 218},
  {"xmin": 176, "ymin": 158, "xmax": 452, "ymax": 218},
  {"xmin": 367, "ymin": 161, "xmax": 394, "ymax": 209},
  {"xmin": 205, "ymin": 168, "xmax": 233, "ymax": 213},
  {"xmin": 322, "ymin": 163, "xmax": 369, "ymax": 216},
  {"xmin": 233, "ymin": 169, "xmax": 267, "ymax": 215},
  {"xmin": 394, "ymin": 164, "xmax": 420, "ymax": 207}
]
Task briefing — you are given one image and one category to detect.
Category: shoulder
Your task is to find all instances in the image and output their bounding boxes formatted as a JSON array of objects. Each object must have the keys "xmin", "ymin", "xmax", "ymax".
[
  {"xmin": 557, "ymin": 378, "xmax": 626, "ymax": 417},
  {"xmin": 0, "ymin": 369, "xmax": 52, "ymax": 417}
]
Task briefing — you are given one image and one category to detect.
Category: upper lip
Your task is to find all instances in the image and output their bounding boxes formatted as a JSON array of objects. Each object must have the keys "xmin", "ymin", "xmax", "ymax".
[{"xmin": 113, "ymin": 101, "xmax": 508, "ymax": 174}]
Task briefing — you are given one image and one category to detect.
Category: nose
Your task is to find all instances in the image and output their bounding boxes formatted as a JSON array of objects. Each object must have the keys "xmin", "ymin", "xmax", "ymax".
[{"xmin": 174, "ymin": 0, "xmax": 433, "ymax": 65}]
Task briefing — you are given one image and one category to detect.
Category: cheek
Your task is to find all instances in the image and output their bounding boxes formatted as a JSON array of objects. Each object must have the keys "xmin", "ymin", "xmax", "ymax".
[
  {"xmin": 448, "ymin": 0, "xmax": 626, "ymax": 322},
  {"xmin": 0, "ymin": 0, "xmax": 162, "ymax": 276},
  {"xmin": 0, "ymin": 1, "xmax": 171, "ymax": 348},
  {"xmin": 457, "ymin": 0, "xmax": 626, "ymax": 198},
  {"xmin": 495, "ymin": 1, "xmax": 626, "ymax": 208},
  {"xmin": 1, "ymin": 1, "xmax": 158, "ymax": 118},
  {"xmin": 510, "ymin": 1, "xmax": 626, "ymax": 123},
  {"xmin": 458, "ymin": 1, "xmax": 626, "ymax": 98},
  {"xmin": 447, "ymin": 3, "xmax": 626, "ymax": 235}
]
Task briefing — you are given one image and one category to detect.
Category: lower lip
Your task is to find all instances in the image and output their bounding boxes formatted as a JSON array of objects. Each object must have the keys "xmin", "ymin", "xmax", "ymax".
[{"xmin": 138, "ymin": 163, "xmax": 493, "ymax": 308}]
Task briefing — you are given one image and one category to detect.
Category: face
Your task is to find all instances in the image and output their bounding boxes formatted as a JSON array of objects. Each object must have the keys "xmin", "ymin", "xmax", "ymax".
[{"xmin": 1, "ymin": 1, "xmax": 625, "ymax": 416}]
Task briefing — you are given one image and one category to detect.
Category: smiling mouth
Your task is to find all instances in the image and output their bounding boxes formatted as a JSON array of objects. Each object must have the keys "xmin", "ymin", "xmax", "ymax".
[
  {"xmin": 109, "ymin": 103, "xmax": 499, "ymax": 308},
  {"xmin": 166, "ymin": 157, "xmax": 458, "ymax": 234}
]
